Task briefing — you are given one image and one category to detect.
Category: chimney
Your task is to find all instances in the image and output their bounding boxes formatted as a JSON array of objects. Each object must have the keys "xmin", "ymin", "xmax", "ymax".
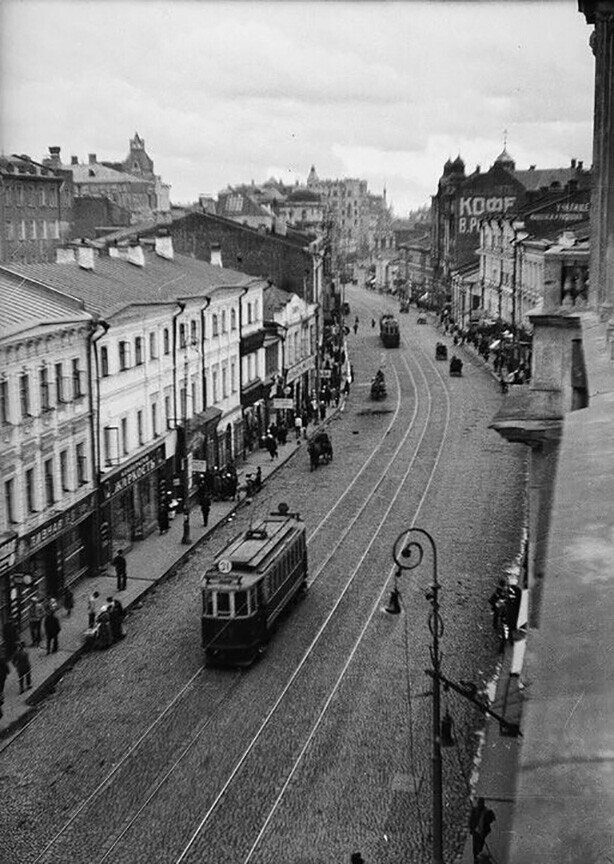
[
  {"xmin": 577, "ymin": 160, "xmax": 583, "ymax": 170},
  {"xmin": 77, "ymin": 246, "xmax": 95, "ymax": 271},
  {"xmin": 570, "ymin": 158, "xmax": 576, "ymax": 169},
  {"xmin": 127, "ymin": 244, "xmax": 145, "ymax": 267},
  {"xmin": 56, "ymin": 247, "xmax": 76, "ymax": 264},
  {"xmin": 529, "ymin": 165, "xmax": 536, "ymax": 171},
  {"xmin": 475, "ymin": 164, "xmax": 481, "ymax": 174},
  {"xmin": 48, "ymin": 146, "xmax": 61, "ymax": 166},
  {"xmin": 71, "ymin": 156, "xmax": 79, "ymax": 165},
  {"xmin": 88, "ymin": 154, "xmax": 97, "ymax": 165},
  {"xmin": 154, "ymin": 235, "xmax": 174, "ymax": 260},
  {"xmin": 210, "ymin": 243, "xmax": 222, "ymax": 267}
]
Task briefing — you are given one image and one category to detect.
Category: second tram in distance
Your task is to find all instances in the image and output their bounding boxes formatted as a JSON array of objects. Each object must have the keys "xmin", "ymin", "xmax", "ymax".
[
  {"xmin": 201, "ymin": 504, "xmax": 308, "ymax": 666},
  {"xmin": 380, "ymin": 313, "xmax": 400, "ymax": 347}
]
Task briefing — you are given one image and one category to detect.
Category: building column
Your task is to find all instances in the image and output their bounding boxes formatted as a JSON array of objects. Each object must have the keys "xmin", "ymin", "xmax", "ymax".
[{"xmin": 579, "ymin": 2, "xmax": 614, "ymax": 319}]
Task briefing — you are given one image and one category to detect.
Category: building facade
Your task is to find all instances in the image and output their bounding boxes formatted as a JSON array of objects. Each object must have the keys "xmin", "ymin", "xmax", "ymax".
[{"xmin": 0, "ymin": 272, "xmax": 93, "ymax": 623}]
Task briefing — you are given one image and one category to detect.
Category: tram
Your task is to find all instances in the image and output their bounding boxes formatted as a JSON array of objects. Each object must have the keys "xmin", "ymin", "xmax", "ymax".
[
  {"xmin": 380, "ymin": 314, "xmax": 400, "ymax": 348},
  {"xmin": 201, "ymin": 503, "xmax": 308, "ymax": 666}
]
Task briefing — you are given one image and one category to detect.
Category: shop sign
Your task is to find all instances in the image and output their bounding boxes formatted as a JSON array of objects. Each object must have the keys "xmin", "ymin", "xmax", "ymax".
[
  {"xmin": 272, "ymin": 399, "xmax": 294, "ymax": 409},
  {"xmin": 286, "ymin": 355, "xmax": 316, "ymax": 383},
  {"xmin": 458, "ymin": 196, "xmax": 516, "ymax": 234},
  {"xmin": 18, "ymin": 492, "xmax": 96, "ymax": 560},
  {"xmin": 192, "ymin": 459, "xmax": 207, "ymax": 472},
  {"xmin": 100, "ymin": 443, "xmax": 166, "ymax": 503}
]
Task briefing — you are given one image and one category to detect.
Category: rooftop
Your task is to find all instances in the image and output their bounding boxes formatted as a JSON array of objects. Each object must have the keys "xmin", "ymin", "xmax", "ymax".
[{"xmin": 0, "ymin": 271, "xmax": 90, "ymax": 340}]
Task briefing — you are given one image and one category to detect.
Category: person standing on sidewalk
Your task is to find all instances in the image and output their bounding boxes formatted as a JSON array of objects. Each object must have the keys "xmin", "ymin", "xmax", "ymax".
[
  {"xmin": 469, "ymin": 797, "xmax": 496, "ymax": 863},
  {"xmin": 13, "ymin": 642, "xmax": 32, "ymax": 693},
  {"xmin": 63, "ymin": 586, "xmax": 74, "ymax": 618},
  {"xmin": 198, "ymin": 489, "xmax": 211, "ymax": 527},
  {"xmin": 112, "ymin": 549, "xmax": 127, "ymax": 591},
  {"xmin": 294, "ymin": 414, "xmax": 302, "ymax": 441},
  {"xmin": 29, "ymin": 597, "xmax": 44, "ymax": 647},
  {"xmin": 87, "ymin": 591, "xmax": 100, "ymax": 629},
  {"xmin": 44, "ymin": 609, "xmax": 61, "ymax": 655}
]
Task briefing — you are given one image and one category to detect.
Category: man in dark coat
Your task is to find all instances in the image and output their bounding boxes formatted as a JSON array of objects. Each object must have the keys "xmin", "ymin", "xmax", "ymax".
[
  {"xmin": 44, "ymin": 610, "xmax": 61, "ymax": 654},
  {"xmin": 13, "ymin": 642, "xmax": 32, "ymax": 693},
  {"xmin": 112, "ymin": 549, "xmax": 127, "ymax": 591},
  {"xmin": 469, "ymin": 797, "xmax": 496, "ymax": 862},
  {"xmin": 198, "ymin": 487, "xmax": 211, "ymax": 526},
  {"xmin": 106, "ymin": 597, "xmax": 124, "ymax": 643},
  {"xmin": 2, "ymin": 616, "xmax": 18, "ymax": 662}
]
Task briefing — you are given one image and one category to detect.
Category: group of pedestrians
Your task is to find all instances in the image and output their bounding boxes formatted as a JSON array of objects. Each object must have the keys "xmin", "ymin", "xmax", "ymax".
[{"xmin": 87, "ymin": 588, "xmax": 126, "ymax": 650}]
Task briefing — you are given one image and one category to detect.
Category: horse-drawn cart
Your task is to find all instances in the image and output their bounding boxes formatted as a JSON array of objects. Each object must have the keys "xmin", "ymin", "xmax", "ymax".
[
  {"xmin": 370, "ymin": 369, "xmax": 387, "ymax": 400},
  {"xmin": 308, "ymin": 431, "xmax": 333, "ymax": 470},
  {"xmin": 435, "ymin": 342, "xmax": 448, "ymax": 361}
]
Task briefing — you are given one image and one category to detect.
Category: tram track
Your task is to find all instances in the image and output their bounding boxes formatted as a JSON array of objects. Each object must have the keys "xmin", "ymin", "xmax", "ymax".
[{"xmin": 20, "ymin": 293, "xmax": 516, "ymax": 864}]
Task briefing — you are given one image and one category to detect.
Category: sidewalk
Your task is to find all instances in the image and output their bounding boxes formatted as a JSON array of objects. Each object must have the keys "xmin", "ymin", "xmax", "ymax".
[{"xmin": 0, "ymin": 429, "xmax": 318, "ymax": 741}]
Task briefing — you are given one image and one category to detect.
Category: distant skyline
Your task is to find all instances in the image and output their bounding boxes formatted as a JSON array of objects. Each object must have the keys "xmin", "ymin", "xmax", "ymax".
[{"xmin": 0, "ymin": 1, "xmax": 594, "ymax": 216}]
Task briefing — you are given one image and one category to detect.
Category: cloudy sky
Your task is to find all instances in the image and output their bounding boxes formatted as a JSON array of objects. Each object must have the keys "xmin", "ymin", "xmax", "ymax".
[{"xmin": 1, "ymin": 0, "xmax": 594, "ymax": 215}]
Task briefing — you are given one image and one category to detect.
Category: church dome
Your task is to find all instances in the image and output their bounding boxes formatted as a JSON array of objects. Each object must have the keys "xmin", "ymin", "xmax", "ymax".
[{"xmin": 494, "ymin": 147, "xmax": 516, "ymax": 171}]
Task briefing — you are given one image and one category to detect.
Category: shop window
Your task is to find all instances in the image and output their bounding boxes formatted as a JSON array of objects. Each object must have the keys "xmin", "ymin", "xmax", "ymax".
[
  {"xmin": 137, "ymin": 410, "xmax": 144, "ymax": 445},
  {"xmin": 100, "ymin": 346, "xmax": 109, "ymax": 377},
  {"xmin": 231, "ymin": 308, "xmax": 237, "ymax": 331},
  {"xmin": 4, "ymin": 479, "xmax": 16, "ymax": 524},
  {"xmin": 39, "ymin": 366, "xmax": 50, "ymax": 411},
  {"xmin": 76, "ymin": 442, "xmax": 87, "ymax": 485},
  {"xmin": 26, "ymin": 468, "xmax": 36, "ymax": 513},
  {"xmin": 0, "ymin": 379, "xmax": 8, "ymax": 424},
  {"xmin": 72, "ymin": 359, "xmax": 83, "ymax": 398},
  {"xmin": 44, "ymin": 458, "xmax": 55, "ymax": 507},
  {"xmin": 135, "ymin": 336, "xmax": 144, "ymax": 366},
  {"xmin": 19, "ymin": 372, "xmax": 31, "ymax": 418},
  {"xmin": 119, "ymin": 341, "xmax": 130, "ymax": 371},
  {"xmin": 121, "ymin": 417, "xmax": 129, "ymax": 455},
  {"xmin": 149, "ymin": 332, "xmax": 158, "ymax": 360},
  {"xmin": 163, "ymin": 328, "xmax": 170, "ymax": 355},
  {"xmin": 60, "ymin": 450, "xmax": 69, "ymax": 491}
]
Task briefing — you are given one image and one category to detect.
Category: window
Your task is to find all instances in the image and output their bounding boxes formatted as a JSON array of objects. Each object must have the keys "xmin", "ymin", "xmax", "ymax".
[
  {"xmin": 221, "ymin": 311, "xmax": 227, "ymax": 333},
  {"xmin": 48, "ymin": 186, "xmax": 57, "ymax": 206},
  {"xmin": 119, "ymin": 341, "xmax": 130, "ymax": 371},
  {"xmin": 5, "ymin": 220, "xmax": 14, "ymax": 241},
  {"xmin": 180, "ymin": 387, "xmax": 187, "ymax": 418},
  {"xmin": 39, "ymin": 367, "xmax": 50, "ymax": 410},
  {"xmin": 29, "ymin": 220, "xmax": 37, "ymax": 240},
  {"xmin": 19, "ymin": 373, "xmax": 30, "ymax": 417},
  {"xmin": 231, "ymin": 308, "xmax": 237, "ymax": 331},
  {"xmin": 72, "ymin": 359, "xmax": 83, "ymax": 398},
  {"xmin": 137, "ymin": 410, "xmax": 144, "ymax": 445},
  {"xmin": 44, "ymin": 458, "xmax": 55, "ymax": 507},
  {"xmin": 212, "ymin": 314, "xmax": 219, "ymax": 337},
  {"xmin": 55, "ymin": 363, "xmax": 65, "ymax": 403},
  {"xmin": 235, "ymin": 590, "xmax": 249, "ymax": 617},
  {"xmin": 222, "ymin": 365, "xmax": 228, "ymax": 398},
  {"xmin": 60, "ymin": 450, "xmax": 69, "ymax": 491},
  {"xmin": 4, "ymin": 479, "xmax": 16, "ymax": 524},
  {"xmin": 103, "ymin": 427, "xmax": 114, "ymax": 465},
  {"xmin": 38, "ymin": 186, "xmax": 45, "ymax": 206},
  {"xmin": 100, "ymin": 346, "xmax": 109, "ymax": 377},
  {"xmin": 216, "ymin": 591, "xmax": 230, "ymax": 616},
  {"xmin": 0, "ymin": 379, "xmax": 9, "ymax": 424},
  {"xmin": 230, "ymin": 360, "xmax": 237, "ymax": 393},
  {"xmin": 254, "ymin": 300, "xmax": 259, "ymax": 322},
  {"xmin": 149, "ymin": 332, "xmax": 157, "ymax": 360},
  {"xmin": 135, "ymin": 336, "xmax": 143, "ymax": 366},
  {"xmin": 121, "ymin": 417, "xmax": 128, "ymax": 454},
  {"xmin": 49, "ymin": 220, "xmax": 59, "ymax": 240},
  {"xmin": 76, "ymin": 442, "xmax": 87, "ymax": 485},
  {"xmin": 26, "ymin": 468, "xmax": 35, "ymax": 513},
  {"xmin": 19, "ymin": 220, "xmax": 26, "ymax": 240},
  {"xmin": 191, "ymin": 381, "xmax": 196, "ymax": 414},
  {"xmin": 151, "ymin": 403, "xmax": 158, "ymax": 438},
  {"xmin": 163, "ymin": 328, "xmax": 170, "ymax": 355},
  {"xmin": 190, "ymin": 320, "xmax": 197, "ymax": 344},
  {"xmin": 165, "ymin": 395, "xmax": 171, "ymax": 429},
  {"xmin": 212, "ymin": 369, "xmax": 219, "ymax": 402},
  {"xmin": 247, "ymin": 303, "xmax": 253, "ymax": 324},
  {"xmin": 179, "ymin": 323, "xmax": 186, "ymax": 348},
  {"xmin": 16, "ymin": 186, "xmax": 23, "ymax": 206}
]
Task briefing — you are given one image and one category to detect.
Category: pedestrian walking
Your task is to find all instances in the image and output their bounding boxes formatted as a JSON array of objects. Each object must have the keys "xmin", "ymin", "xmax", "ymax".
[
  {"xmin": 319, "ymin": 400, "xmax": 326, "ymax": 421},
  {"xmin": 294, "ymin": 414, "xmax": 303, "ymax": 441},
  {"xmin": 353, "ymin": 322, "xmax": 358, "ymax": 334},
  {"xmin": 0, "ymin": 651, "xmax": 10, "ymax": 697},
  {"xmin": 106, "ymin": 596, "xmax": 124, "ymax": 643},
  {"xmin": 112, "ymin": 549, "xmax": 127, "ymax": 591},
  {"xmin": 87, "ymin": 590, "xmax": 100, "ymax": 629},
  {"xmin": 63, "ymin": 586, "xmax": 74, "ymax": 618},
  {"xmin": 266, "ymin": 434, "xmax": 278, "ymax": 460},
  {"xmin": 96, "ymin": 605, "xmax": 113, "ymax": 650},
  {"xmin": 199, "ymin": 491, "xmax": 211, "ymax": 527},
  {"xmin": 158, "ymin": 505, "xmax": 169, "ymax": 535},
  {"xmin": 343, "ymin": 379, "xmax": 351, "ymax": 396},
  {"xmin": 2, "ymin": 616, "xmax": 18, "ymax": 663},
  {"xmin": 469, "ymin": 797, "xmax": 496, "ymax": 863},
  {"xmin": 371, "ymin": 317, "xmax": 376, "ymax": 328},
  {"xmin": 44, "ymin": 609, "xmax": 61, "ymax": 655},
  {"xmin": 13, "ymin": 642, "xmax": 32, "ymax": 693},
  {"xmin": 29, "ymin": 597, "xmax": 44, "ymax": 647}
]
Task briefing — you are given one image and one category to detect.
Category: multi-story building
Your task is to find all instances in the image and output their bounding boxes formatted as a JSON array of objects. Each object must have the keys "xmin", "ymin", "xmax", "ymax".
[
  {"xmin": 0, "ymin": 271, "xmax": 94, "ymax": 621},
  {"xmin": 0, "ymin": 154, "xmax": 73, "ymax": 264},
  {"xmin": 306, "ymin": 166, "xmax": 372, "ymax": 259},
  {"xmin": 2, "ymin": 238, "xmax": 265, "ymax": 567}
]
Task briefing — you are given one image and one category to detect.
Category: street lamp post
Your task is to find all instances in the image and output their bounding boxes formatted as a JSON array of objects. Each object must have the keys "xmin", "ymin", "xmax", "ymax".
[{"xmin": 393, "ymin": 528, "xmax": 444, "ymax": 864}]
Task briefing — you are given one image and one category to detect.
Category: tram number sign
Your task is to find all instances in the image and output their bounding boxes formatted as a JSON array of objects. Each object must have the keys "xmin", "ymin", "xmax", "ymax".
[{"xmin": 218, "ymin": 559, "xmax": 232, "ymax": 574}]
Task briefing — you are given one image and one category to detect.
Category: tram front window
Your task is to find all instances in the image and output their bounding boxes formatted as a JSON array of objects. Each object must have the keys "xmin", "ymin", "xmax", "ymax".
[
  {"xmin": 235, "ymin": 590, "xmax": 248, "ymax": 617},
  {"xmin": 217, "ymin": 591, "xmax": 231, "ymax": 616},
  {"xmin": 204, "ymin": 590, "xmax": 214, "ymax": 616}
]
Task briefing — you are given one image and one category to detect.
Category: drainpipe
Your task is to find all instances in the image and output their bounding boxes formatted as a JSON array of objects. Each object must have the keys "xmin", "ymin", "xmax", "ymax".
[
  {"xmin": 88, "ymin": 316, "xmax": 110, "ymax": 574},
  {"xmin": 172, "ymin": 301, "xmax": 186, "ymax": 433},
  {"xmin": 200, "ymin": 297, "xmax": 211, "ymax": 409}
]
